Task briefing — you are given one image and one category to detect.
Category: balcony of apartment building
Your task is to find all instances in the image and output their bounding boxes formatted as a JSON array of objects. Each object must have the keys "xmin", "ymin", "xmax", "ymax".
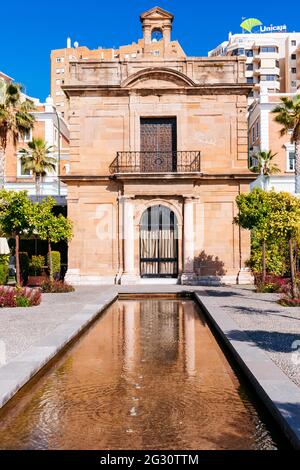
[
  {"xmin": 253, "ymin": 51, "xmax": 279, "ymax": 62},
  {"xmin": 252, "ymin": 74, "xmax": 280, "ymax": 92},
  {"xmin": 252, "ymin": 43, "xmax": 279, "ymax": 59},
  {"xmin": 253, "ymin": 64, "xmax": 280, "ymax": 77}
]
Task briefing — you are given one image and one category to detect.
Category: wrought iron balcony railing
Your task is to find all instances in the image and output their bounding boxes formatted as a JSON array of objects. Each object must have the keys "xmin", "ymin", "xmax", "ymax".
[{"xmin": 109, "ymin": 151, "xmax": 201, "ymax": 174}]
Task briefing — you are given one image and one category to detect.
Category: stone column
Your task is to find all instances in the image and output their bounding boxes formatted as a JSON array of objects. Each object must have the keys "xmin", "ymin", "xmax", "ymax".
[
  {"xmin": 163, "ymin": 25, "xmax": 171, "ymax": 45},
  {"xmin": 124, "ymin": 301, "xmax": 136, "ymax": 372},
  {"xmin": 143, "ymin": 25, "xmax": 151, "ymax": 45},
  {"xmin": 121, "ymin": 196, "xmax": 137, "ymax": 284},
  {"xmin": 181, "ymin": 196, "xmax": 197, "ymax": 284}
]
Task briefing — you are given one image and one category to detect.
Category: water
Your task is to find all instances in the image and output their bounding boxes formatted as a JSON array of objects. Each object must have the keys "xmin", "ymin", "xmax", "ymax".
[{"xmin": 0, "ymin": 299, "xmax": 283, "ymax": 450}]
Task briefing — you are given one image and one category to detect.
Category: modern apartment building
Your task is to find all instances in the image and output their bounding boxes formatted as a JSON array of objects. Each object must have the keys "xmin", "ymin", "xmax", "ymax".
[
  {"xmin": 249, "ymin": 89, "xmax": 297, "ymax": 193},
  {"xmin": 60, "ymin": 6, "xmax": 254, "ymax": 286},
  {"xmin": 50, "ymin": 12, "xmax": 186, "ymax": 121},
  {"xmin": 209, "ymin": 31, "xmax": 300, "ymax": 99}
]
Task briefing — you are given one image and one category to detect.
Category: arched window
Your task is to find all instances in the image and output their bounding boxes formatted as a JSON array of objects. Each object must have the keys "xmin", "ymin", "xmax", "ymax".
[{"xmin": 151, "ymin": 28, "xmax": 163, "ymax": 42}]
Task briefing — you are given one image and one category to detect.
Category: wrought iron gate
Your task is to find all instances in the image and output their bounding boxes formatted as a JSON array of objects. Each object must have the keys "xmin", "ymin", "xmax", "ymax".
[{"xmin": 140, "ymin": 205, "xmax": 178, "ymax": 278}]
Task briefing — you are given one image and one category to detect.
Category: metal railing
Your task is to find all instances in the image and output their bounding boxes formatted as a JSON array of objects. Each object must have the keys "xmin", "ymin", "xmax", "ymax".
[{"xmin": 109, "ymin": 151, "xmax": 201, "ymax": 174}]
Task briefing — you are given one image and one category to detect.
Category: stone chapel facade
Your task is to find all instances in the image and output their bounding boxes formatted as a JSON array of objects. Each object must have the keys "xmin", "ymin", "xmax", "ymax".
[{"xmin": 62, "ymin": 7, "xmax": 254, "ymax": 285}]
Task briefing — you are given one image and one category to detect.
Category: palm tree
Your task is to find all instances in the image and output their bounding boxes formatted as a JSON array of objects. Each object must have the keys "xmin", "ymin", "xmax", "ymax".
[
  {"xmin": 250, "ymin": 150, "xmax": 281, "ymax": 176},
  {"xmin": 0, "ymin": 82, "xmax": 36, "ymax": 187},
  {"xmin": 272, "ymin": 95, "xmax": 300, "ymax": 193},
  {"xmin": 19, "ymin": 138, "xmax": 57, "ymax": 197}
]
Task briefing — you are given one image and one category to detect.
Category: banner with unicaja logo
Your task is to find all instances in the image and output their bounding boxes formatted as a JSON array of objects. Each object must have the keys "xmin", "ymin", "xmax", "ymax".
[{"xmin": 240, "ymin": 18, "xmax": 287, "ymax": 33}]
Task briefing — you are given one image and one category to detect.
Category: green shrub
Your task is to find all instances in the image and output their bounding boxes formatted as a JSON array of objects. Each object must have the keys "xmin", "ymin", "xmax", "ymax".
[
  {"xmin": 0, "ymin": 264, "xmax": 8, "ymax": 285},
  {"xmin": 256, "ymin": 283, "xmax": 277, "ymax": 293},
  {"xmin": 16, "ymin": 296, "xmax": 31, "ymax": 307},
  {"xmin": 0, "ymin": 286, "xmax": 41, "ymax": 307},
  {"xmin": 0, "ymin": 254, "xmax": 9, "ymax": 266},
  {"xmin": 47, "ymin": 251, "xmax": 61, "ymax": 275},
  {"xmin": 41, "ymin": 280, "xmax": 74, "ymax": 293},
  {"xmin": 29, "ymin": 255, "xmax": 45, "ymax": 276},
  {"xmin": 0, "ymin": 255, "xmax": 9, "ymax": 285},
  {"xmin": 247, "ymin": 232, "xmax": 288, "ymax": 276}
]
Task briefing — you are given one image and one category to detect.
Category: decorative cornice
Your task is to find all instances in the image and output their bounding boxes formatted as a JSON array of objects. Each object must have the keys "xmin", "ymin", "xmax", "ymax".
[
  {"xmin": 63, "ymin": 83, "xmax": 252, "ymax": 97},
  {"xmin": 140, "ymin": 7, "xmax": 174, "ymax": 21},
  {"xmin": 61, "ymin": 172, "xmax": 256, "ymax": 183},
  {"xmin": 61, "ymin": 175, "xmax": 110, "ymax": 183},
  {"xmin": 110, "ymin": 172, "xmax": 203, "ymax": 181}
]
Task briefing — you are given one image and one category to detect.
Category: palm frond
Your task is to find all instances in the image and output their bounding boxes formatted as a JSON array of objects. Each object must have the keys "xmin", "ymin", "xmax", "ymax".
[
  {"xmin": 0, "ymin": 81, "xmax": 35, "ymax": 153},
  {"xmin": 252, "ymin": 150, "xmax": 281, "ymax": 176},
  {"xmin": 19, "ymin": 138, "xmax": 57, "ymax": 176},
  {"xmin": 272, "ymin": 95, "xmax": 300, "ymax": 144}
]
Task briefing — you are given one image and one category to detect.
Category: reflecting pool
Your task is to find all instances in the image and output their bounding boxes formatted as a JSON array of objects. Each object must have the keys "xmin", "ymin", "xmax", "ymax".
[{"xmin": 0, "ymin": 299, "xmax": 283, "ymax": 449}]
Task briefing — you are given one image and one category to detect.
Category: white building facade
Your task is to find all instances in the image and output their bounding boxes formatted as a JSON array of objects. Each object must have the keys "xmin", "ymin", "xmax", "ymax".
[
  {"xmin": 209, "ymin": 31, "xmax": 300, "ymax": 102},
  {"xmin": 249, "ymin": 90, "xmax": 297, "ymax": 194}
]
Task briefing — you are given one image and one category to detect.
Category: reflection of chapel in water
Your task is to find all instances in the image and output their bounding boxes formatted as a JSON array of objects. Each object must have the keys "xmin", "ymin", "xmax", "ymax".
[
  {"xmin": 0, "ymin": 299, "xmax": 278, "ymax": 450},
  {"xmin": 121, "ymin": 300, "xmax": 196, "ymax": 375}
]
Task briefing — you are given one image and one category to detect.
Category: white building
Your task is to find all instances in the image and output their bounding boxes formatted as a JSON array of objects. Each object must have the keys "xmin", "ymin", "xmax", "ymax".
[
  {"xmin": 249, "ymin": 89, "xmax": 297, "ymax": 194},
  {"xmin": 209, "ymin": 31, "xmax": 300, "ymax": 101},
  {"xmin": 4, "ymin": 96, "xmax": 69, "ymax": 202}
]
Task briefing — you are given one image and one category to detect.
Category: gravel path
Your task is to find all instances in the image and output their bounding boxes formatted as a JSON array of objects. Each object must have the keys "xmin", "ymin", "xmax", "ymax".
[
  {"xmin": 0, "ymin": 286, "xmax": 117, "ymax": 365},
  {"xmin": 200, "ymin": 286, "xmax": 300, "ymax": 388}
]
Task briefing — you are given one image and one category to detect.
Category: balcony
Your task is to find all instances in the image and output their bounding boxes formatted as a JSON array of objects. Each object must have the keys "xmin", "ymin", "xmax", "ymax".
[{"xmin": 109, "ymin": 151, "xmax": 201, "ymax": 174}]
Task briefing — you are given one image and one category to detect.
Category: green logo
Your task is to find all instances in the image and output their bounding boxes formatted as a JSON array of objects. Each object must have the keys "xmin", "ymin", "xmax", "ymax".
[{"xmin": 240, "ymin": 18, "xmax": 263, "ymax": 33}]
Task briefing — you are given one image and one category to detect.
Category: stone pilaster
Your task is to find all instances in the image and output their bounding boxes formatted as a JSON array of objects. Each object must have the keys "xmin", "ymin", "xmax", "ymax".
[
  {"xmin": 181, "ymin": 196, "xmax": 197, "ymax": 284},
  {"xmin": 120, "ymin": 196, "xmax": 138, "ymax": 285}
]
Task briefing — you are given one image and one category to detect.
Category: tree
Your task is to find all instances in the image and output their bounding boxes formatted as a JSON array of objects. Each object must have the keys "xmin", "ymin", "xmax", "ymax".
[
  {"xmin": 266, "ymin": 191, "xmax": 300, "ymax": 298},
  {"xmin": 235, "ymin": 189, "xmax": 300, "ymax": 297},
  {"xmin": 234, "ymin": 189, "xmax": 274, "ymax": 284},
  {"xmin": 250, "ymin": 150, "xmax": 280, "ymax": 176},
  {"xmin": 0, "ymin": 190, "xmax": 34, "ymax": 285},
  {"xmin": 19, "ymin": 138, "xmax": 56, "ymax": 197},
  {"xmin": 272, "ymin": 95, "xmax": 300, "ymax": 193},
  {"xmin": 0, "ymin": 82, "xmax": 36, "ymax": 187},
  {"xmin": 33, "ymin": 197, "xmax": 72, "ymax": 280}
]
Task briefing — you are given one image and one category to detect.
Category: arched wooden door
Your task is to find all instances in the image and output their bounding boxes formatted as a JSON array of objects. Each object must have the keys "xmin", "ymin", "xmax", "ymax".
[{"xmin": 140, "ymin": 205, "xmax": 178, "ymax": 278}]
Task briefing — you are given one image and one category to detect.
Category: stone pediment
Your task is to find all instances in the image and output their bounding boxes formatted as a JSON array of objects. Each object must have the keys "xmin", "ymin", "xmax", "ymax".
[
  {"xmin": 140, "ymin": 7, "xmax": 174, "ymax": 21},
  {"xmin": 122, "ymin": 68, "xmax": 195, "ymax": 89}
]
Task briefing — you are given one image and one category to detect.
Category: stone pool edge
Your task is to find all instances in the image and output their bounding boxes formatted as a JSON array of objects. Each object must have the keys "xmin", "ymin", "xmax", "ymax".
[
  {"xmin": 0, "ymin": 291, "xmax": 118, "ymax": 410},
  {"xmin": 194, "ymin": 292, "xmax": 300, "ymax": 450}
]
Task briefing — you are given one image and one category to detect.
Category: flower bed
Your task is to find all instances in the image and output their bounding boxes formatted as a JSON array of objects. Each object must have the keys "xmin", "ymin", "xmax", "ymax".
[
  {"xmin": 255, "ymin": 274, "xmax": 290, "ymax": 294},
  {"xmin": 277, "ymin": 296, "xmax": 300, "ymax": 307},
  {"xmin": 0, "ymin": 286, "xmax": 41, "ymax": 308},
  {"xmin": 40, "ymin": 280, "xmax": 75, "ymax": 293}
]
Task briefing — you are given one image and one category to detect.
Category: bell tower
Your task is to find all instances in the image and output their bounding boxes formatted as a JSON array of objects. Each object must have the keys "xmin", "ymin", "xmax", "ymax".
[{"xmin": 140, "ymin": 6, "xmax": 174, "ymax": 52}]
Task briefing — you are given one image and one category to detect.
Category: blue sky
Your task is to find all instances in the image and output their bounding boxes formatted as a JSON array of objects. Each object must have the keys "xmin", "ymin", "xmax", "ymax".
[{"xmin": 1, "ymin": 0, "xmax": 296, "ymax": 100}]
